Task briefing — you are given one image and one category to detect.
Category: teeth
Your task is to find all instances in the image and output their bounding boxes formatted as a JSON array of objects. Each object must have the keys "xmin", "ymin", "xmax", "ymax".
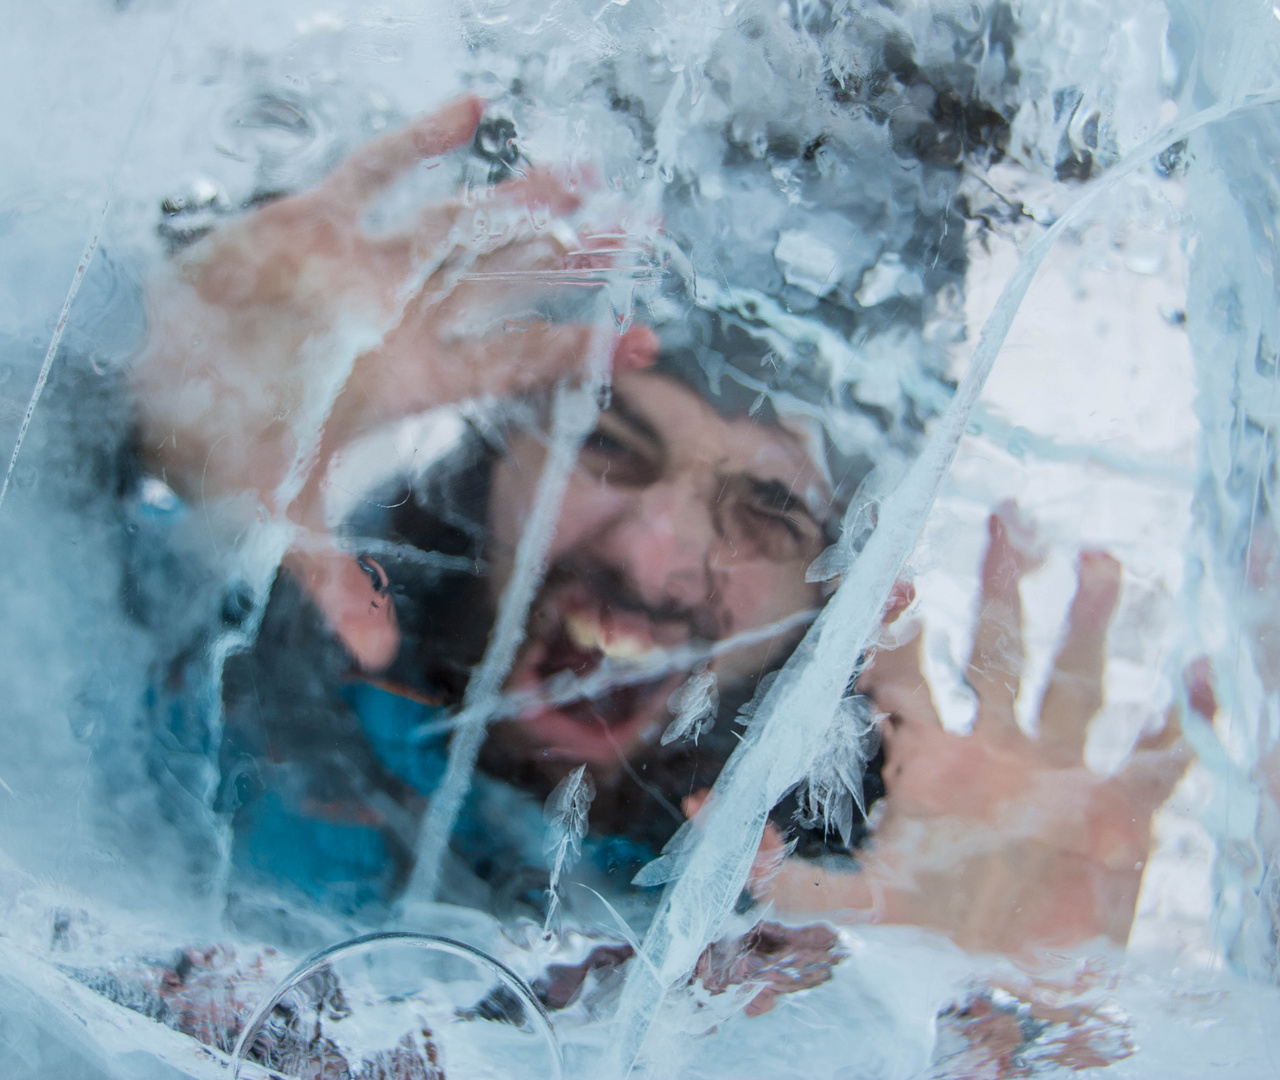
[
  {"xmin": 563, "ymin": 611, "xmax": 653, "ymax": 662},
  {"xmin": 563, "ymin": 612, "xmax": 603, "ymax": 652},
  {"xmin": 601, "ymin": 636, "xmax": 651, "ymax": 661}
]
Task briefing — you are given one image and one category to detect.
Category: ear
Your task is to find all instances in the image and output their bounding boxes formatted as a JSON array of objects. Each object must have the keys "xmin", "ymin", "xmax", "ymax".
[{"xmin": 286, "ymin": 548, "xmax": 401, "ymax": 673}]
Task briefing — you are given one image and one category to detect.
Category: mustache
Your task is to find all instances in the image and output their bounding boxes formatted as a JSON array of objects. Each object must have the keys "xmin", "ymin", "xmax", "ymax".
[{"xmin": 540, "ymin": 553, "xmax": 722, "ymax": 643}]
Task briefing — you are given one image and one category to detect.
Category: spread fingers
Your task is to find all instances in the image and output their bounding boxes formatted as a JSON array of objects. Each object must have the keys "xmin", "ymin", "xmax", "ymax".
[
  {"xmin": 1036, "ymin": 551, "xmax": 1121, "ymax": 765},
  {"xmin": 858, "ymin": 627, "xmax": 944, "ymax": 733},
  {"xmin": 323, "ymin": 95, "xmax": 485, "ymax": 206},
  {"xmin": 1121, "ymin": 659, "xmax": 1208, "ymax": 806},
  {"xmin": 969, "ymin": 504, "xmax": 1043, "ymax": 740}
]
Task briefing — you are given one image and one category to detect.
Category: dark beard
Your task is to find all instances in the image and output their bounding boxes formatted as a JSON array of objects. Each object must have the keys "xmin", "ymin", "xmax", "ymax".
[
  {"xmin": 378, "ymin": 490, "xmax": 750, "ymax": 848},
  {"xmin": 475, "ymin": 669, "xmax": 757, "ymax": 848},
  {"xmin": 371, "ymin": 453, "xmax": 875, "ymax": 857}
]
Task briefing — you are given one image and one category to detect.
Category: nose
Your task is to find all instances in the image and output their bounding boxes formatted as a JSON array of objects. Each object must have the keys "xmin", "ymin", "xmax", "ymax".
[{"xmin": 600, "ymin": 474, "xmax": 717, "ymax": 613}]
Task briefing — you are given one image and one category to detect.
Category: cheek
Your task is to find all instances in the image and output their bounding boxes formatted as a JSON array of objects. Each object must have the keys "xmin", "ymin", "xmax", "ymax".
[
  {"xmin": 548, "ymin": 473, "xmax": 633, "ymax": 560},
  {"xmin": 716, "ymin": 561, "xmax": 820, "ymax": 631},
  {"xmin": 710, "ymin": 561, "xmax": 822, "ymax": 680}
]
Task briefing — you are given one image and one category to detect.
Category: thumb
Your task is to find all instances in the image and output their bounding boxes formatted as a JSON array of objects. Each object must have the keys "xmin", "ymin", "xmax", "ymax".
[{"xmin": 612, "ymin": 325, "xmax": 660, "ymax": 371}]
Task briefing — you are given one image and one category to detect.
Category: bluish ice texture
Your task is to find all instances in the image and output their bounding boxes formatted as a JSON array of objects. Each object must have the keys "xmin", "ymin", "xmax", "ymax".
[{"xmin": 1, "ymin": 1, "xmax": 1280, "ymax": 1077}]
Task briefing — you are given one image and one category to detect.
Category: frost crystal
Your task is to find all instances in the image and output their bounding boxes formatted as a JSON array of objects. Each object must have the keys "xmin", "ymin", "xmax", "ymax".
[
  {"xmin": 542, "ymin": 764, "xmax": 596, "ymax": 933},
  {"xmin": 794, "ymin": 695, "xmax": 879, "ymax": 848},
  {"xmin": 661, "ymin": 668, "xmax": 719, "ymax": 746}
]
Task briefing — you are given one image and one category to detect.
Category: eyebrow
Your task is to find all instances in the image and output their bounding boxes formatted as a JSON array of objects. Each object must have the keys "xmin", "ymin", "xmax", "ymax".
[
  {"xmin": 604, "ymin": 388, "xmax": 826, "ymax": 529},
  {"xmin": 601, "ymin": 388, "xmax": 664, "ymax": 452},
  {"xmin": 744, "ymin": 476, "xmax": 822, "ymax": 528}
]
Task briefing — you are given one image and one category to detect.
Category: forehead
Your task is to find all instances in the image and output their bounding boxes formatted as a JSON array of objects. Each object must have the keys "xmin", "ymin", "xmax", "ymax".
[{"xmin": 610, "ymin": 368, "xmax": 830, "ymax": 494}]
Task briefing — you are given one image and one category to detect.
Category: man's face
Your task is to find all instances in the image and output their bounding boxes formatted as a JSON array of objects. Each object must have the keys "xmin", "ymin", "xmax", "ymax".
[{"xmin": 487, "ymin": 369, "xmax": 831, "ymax": 771}]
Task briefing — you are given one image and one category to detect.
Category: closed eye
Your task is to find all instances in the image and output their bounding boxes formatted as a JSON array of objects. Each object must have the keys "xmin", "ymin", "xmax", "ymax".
[
  {"xmin": 720, "ymin": 476, "xmax": 823, "ymax": 560},
  {"xmin": 747, "ymin": 479, "xmax": 819, "ymax": 535},
  {"xmin": 746, "ymin": 478, "xmax": 802, "ymax": 516}
]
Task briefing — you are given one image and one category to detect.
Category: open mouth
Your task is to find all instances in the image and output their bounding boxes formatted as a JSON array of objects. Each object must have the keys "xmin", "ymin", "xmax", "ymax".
[
  {"xmin": 531, "ymin": 609, "xmax": 676, "ymax": 729},
  {"xmin": 506, "ymin": 588, "xmax": 691, "ymax": 760}
]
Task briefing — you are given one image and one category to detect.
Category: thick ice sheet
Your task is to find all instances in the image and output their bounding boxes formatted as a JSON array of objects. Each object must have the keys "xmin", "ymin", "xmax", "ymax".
[{"xmin": 2, "ymin": 1, "xmax": 1280, "ymax": 1078}]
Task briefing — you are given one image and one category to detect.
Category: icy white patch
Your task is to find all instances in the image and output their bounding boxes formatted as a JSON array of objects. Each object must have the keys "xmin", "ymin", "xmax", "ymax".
[
  {"xmin": 542, "ymin": 764, "xmax": 596, "ymax": 934},
  {"xmin": 794, "ymin": 695, "xmax": 878, "ymax": 847},
  {"xmin": 773, "ymin": 230, "xmax": 841, "ymax": 296},
  {"xmin": 660, "ymin": 668, "xmax": 719, "ymax": 746},
  {"xmin": 323, "ymin": 406, "xmax": 469, "ymax": 528},
  {"xmin": 855, "ymin": 253, "xmax": 925, "ymax": 308}
]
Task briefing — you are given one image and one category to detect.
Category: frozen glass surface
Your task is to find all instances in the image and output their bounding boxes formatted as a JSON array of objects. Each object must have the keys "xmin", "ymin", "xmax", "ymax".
[{"xmin": 1, "ymin": 1, "xmax": 1279, "ymax": 1077}]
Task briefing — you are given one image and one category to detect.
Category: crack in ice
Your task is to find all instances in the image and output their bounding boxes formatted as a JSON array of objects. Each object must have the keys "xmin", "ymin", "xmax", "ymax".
[
  {"xmin": 607, "ymin": 84, "xmax": 1280, "ymax": 1076},
  {"xmin": 407, "ymin": 606, "xmax": 819, "ymax": 741},
  {"xmin": 403, "ymin": 312, "xmax": 616, "ymax": 905}
]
